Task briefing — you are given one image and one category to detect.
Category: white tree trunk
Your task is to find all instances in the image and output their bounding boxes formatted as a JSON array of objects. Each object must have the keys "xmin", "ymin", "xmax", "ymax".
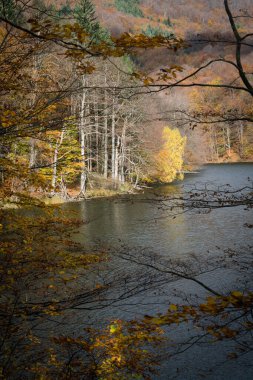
[
  {"xmin": 29, "ymin": 138, "xmax": 37, "ymax": 169},
  {"xmin": 104, "ymin": 90, "xmax": 108, "ymax": 178},
  {"xmin": 226, "ymin": 126, "xmax": 231, "ymax": 156},
  {"xmin": 114, "ymin": 135, "xmax": 120, "ymax": 180},
  {"xmin": 119, "ymin": 118, "xmax": 127, "ymax": 183},
  {"xmin": 111, "ymin": 96, "xmax": 116, "ymax": 179},
  {"xmin": 51, "ymin": 130, "xmax": 64, "ymax": 194},
  {"xmin": 80, "ymin": 76, "xmax": 87, "ymax": 194}
]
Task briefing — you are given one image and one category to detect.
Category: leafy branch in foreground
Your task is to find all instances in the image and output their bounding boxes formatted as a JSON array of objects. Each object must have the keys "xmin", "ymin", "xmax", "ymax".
[
  {"xmin": 109, "ymin": 241, "xmax": 253, "ymax": 374},
  {"xmin": 50, "ymin": 320, "xmax": 163, "ymax": 380},
  {"xmin": 0, "ymin": 205, "xmax": 105, "ymax": 377},
  {"xmin": 35, "ymin": 241, "xmax": 253, "ymax": 380},
  {"xmin": 0, "ymin": 205, "xmax": 169, "ymax": 378}
]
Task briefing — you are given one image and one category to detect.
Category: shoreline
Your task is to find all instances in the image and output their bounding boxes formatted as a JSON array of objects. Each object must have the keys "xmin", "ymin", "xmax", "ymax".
[
  {"xmin": 43, "ymin": 189, "xmax": 138, "ymax": 205},
  {"xmin": 1, "ymin": 161, "xmax": 253, "ymax": 208},
  {"xmin": 0, "ymin": 188, "xmax": 140, "ymax": 209}
]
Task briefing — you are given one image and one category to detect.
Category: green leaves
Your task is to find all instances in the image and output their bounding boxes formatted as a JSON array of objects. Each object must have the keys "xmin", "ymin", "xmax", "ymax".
[
  {"xmin": 142, "ymin": 25, "xmax": 174, "ymax": 38},
  {"xmin": 0, "ymin": 0, "xmax": 22, "ymax": 23},
  {"xmin": 74, "ymin": 0, "xmax": 110, "ymax": 45},
  {"xmin": 115, "ymin": 0, "xmax": 144, "ymax": 18}
]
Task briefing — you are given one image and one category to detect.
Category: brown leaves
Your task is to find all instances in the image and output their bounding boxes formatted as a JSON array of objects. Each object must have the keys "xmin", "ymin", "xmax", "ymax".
[
  {"xmin": 113, "ymin": 32, "xmax": 185, "ymax": 51},
  {"xmin": 142, "ymin": 291, "xmax": 253, "ymax": 349},
  {"xmin": 51, "ymin": 319, "xmax": 163, "ymax": 380}
]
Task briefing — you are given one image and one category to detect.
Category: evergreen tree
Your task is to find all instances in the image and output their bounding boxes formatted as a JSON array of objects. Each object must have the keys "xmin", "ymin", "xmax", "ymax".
[
  {"xmin": 163, "ymin": 16, "xmax": 172, "ymax": 27},
  {"xmin": 74, "ymin": 0, "xmax": 110, "ymax": 44},
  {"xmin": 58, "ymin": 1, "xmax": 72, "ymax": 17},
  {"xmin": 115, "ymin": 0, "xmax": 143, "ymax": 18},
  {"xmin": 0, "ymin": 0, "xmax": 22, "ymax": 22}
]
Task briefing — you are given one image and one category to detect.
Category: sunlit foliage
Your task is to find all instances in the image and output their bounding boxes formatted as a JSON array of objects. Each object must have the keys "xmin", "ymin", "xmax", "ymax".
[{"xmin": 155, "ymin": 127, "xmax": 186, "ymax": 183}]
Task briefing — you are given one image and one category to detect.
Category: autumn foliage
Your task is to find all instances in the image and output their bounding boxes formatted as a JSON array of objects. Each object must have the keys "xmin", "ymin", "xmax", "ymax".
[
  {"xmin": 0, "ymin": 0, "xmax": 253, "ymax": 379},
  {"xmin": 154, "ymin": 127, "xmax": 186, "ymax": 183}
]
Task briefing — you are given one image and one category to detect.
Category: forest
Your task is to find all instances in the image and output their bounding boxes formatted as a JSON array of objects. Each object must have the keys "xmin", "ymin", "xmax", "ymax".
[{"xmin": 0, "ymin": 0, "xmax": 253, "ymax": 379}]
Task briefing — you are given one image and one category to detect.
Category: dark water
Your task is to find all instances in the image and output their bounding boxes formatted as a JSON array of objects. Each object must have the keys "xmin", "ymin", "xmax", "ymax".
[
  {"xmin": 64, "ymin": 163, "xmax": 253, "ymax": 257},
  {"xmin": 62, "ymin": 163, "xmax": 253, "ymax": 380}
]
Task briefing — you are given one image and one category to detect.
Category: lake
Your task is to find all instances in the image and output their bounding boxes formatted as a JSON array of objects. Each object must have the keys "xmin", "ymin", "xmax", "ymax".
[
  {"xmin": 64, "ymin": 163, "xmax": 253, "ymax": 258},
  {"xmin": 61, "ymin": 163, "xmax": 253, "ymax": 380}
]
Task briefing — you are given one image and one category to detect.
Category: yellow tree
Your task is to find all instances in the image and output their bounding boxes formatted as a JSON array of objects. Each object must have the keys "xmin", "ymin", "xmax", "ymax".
[{"xmin": 155, "ymin": 126, "xmax": 186, "ymax": 183}]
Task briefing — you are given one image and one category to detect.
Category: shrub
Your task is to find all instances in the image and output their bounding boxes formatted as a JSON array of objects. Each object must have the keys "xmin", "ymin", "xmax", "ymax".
[
  {"xmin": 115, "ymin": 0, "xmax": 143, "ymax": 18},
  {"xmin": 142, "ymin": 25, "xmax": 174, "ymax": 38},
  {"xmin": 163, "ymin": 16, "xmax": 172, "ymax": 27}
]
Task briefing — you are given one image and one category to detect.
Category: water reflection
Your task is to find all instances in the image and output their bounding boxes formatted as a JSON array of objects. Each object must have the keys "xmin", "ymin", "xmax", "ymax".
[
  {"xmin": 63, "ymin": 164, "xmax": 253, "ymax": 259},
  {"xmin": 61, "ymin": 164, "xmax": 253, "ymax": 380}
]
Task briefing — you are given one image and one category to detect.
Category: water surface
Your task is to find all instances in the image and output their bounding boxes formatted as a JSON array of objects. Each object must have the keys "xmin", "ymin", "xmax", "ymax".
[{"xmin": 62, "ymin": 163, "xmax": 253, "ymax": 380}]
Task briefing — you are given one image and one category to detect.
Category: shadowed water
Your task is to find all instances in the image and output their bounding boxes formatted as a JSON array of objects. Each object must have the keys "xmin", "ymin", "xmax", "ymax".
[{"xmin": 61, "ymin": 163, "xmax": 253, "ymax": 380}]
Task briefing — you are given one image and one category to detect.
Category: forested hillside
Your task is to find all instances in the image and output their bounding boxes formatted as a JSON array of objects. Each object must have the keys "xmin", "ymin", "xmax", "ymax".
[
  {"xmin": 1, "ymin": 0, "xmax": 252, "ymax": 203},
  {"xmin": 93, "ymin": 0, "xmax": 253, "ymax": 163}
]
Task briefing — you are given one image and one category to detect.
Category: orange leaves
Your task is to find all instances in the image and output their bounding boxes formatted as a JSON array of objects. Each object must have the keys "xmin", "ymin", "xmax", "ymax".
[
  {"xmin": 76, "ymin": 62, "xmax": 96, "ymax": 74},
  {"xmin": 143, "ymin": 76, "xmax": 155, "ymax": 86},
  {"xmin": 141, "ymin": 290, "xmax": 253, "ymax": 349},
  {"xmin": 28, "ymin": 19, "xmax": 90, "ymax": 46},
  {"xmin": 0, "ymin": 109, "xmax": 17, "ymax": 128},
  {"xmin": 132, "ymin": 66, "xmax": 184, "ymax": 86},
  {"xmin": 156, "ymin": 65, "xmax": 184, "ymax": 82},
  {"xmin": 199, "ymin": 292, "xmax": 253, "ymax": 315},
  {"xmin": 51, "ymin": 319, "xmax": 163, "ymax": 379},
  {"xmin": 113, "ymin": 32, "xmax": 184, "ymax": 52},
  {"xmin": 205, "ymin": 324, "xmax": 239, "ymax": 340},
  {"xmin": 144, "ymin": 304, "xmax": 195, "ymax": 327},
  {"xmin": 199, "ymin": 296, "xmax": 221, "ymax": 314},
  {"xmin": 43, "ymin": 305, "xmax": 61, "ymax": 317},
  {"xmin": 0, "ymin": 208, "xmax": 106, "ymax": 313},
  {"xmin": 0, "ymin": 205, "xmax": 111, "ymax": 375},
  {"xmin": 26, "ymin": 17, "xmax": 186, "ymax": 70}
]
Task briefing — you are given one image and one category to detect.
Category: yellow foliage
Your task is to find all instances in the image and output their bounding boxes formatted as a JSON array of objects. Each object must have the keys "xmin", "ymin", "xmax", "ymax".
[
  {"xmin": 155, "ymin": 126, "xmax": 186, "ymax": 183},
  {"xmin": 52, "ymin": 319, "xmax": 163, "ymax": 379}
]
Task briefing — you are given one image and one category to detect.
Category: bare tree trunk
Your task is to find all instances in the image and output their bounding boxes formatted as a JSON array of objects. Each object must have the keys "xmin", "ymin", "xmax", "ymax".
[
  {"xmin": 94, "ymin": 91, "xmax": 99, "ymax": 172},
  {"xmin": 86, "ymin": 103, "xmax": 92, "ymax": 172},
  {"xmin": 80, "ymin": 128, "xmax": 87, "ymax": 194},
  {"xmin": 29, "ymin": 55, "xmax": 40, "ymax": 170},
  {"xmin": 115, "ymin": 135, "xmax": 120, "ymax": 181},
  {"xmin": 111, "ymin": 96, "xmax": 116, "ymax": 179},
  {"xmin": 80, "ymin": 77, "xmax": 87, "ymax": 195},
  {"xmin": 51, "ymin": 129, "xmax": 64, "ymax": 194},
  {"xmin": 119, "ymin": 118, "xmax": 127, "ymax": 183},
  {"xmin": 104, "ymin": 89, "xmax": 108, "ymax": 178},
  {"xmin": 238, "ymin": 122, "xmax": 244, "ymax": 157},
  {"xmin": 29, "ymin": 138, "xmax": 37, "ymax": 169},
  {"xmin": 222, "ymin": 126, "xmax": 226, "ymax": 155},
  {"xmin": 213, "ymin": 127, "xmax": 219, "ymax": 160},
  {"xmin": 226, "ymin": 126, "xmax": 231, "ymax": 157},
  {"xmin": 60, "ymin": 174, "xmax": 69, "ymax": 199}
]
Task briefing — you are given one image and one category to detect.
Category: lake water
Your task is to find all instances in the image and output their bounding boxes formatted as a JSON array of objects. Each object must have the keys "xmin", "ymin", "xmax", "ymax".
[
  {"xmin": 62, "ymin": 163, "xmax": 253, "ymax": 380},
  {"xmin": 64, "ymin": 163, "xmax": 253, "ymax": 258}
]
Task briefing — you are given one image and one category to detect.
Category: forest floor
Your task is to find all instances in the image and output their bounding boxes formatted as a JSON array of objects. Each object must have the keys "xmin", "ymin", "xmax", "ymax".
[{"xmin": 209, "ymin": 149, "xmax": 253, "ymax": 164}]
